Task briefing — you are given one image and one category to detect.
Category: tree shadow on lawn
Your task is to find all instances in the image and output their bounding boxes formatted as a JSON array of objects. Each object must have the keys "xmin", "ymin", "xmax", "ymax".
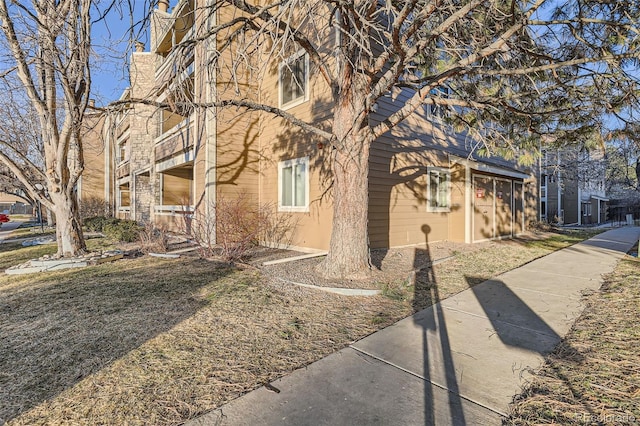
[{"xmin": 0, "ymin": 257, "xmax": 234, "ymax": 423}]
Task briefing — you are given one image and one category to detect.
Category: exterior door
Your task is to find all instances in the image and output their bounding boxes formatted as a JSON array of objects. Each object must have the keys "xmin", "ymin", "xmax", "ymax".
[
  {"xmin": 473, "ymin": 176, "xmax": 494, "ymax": 241},
  {"xmin": 495, "ymin": 179, "xmax": 513, "ymax": 238},
  {"xmin": 513, "ymin": 182, "xmax": 524, "ymax": 234}
]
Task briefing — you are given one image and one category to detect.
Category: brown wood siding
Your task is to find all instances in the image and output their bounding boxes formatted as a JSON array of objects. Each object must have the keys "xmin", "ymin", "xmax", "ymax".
[
  {"xmin": 80, "ymin": 115, "xmax": 107, "ymax": 204},
  {"xmin": 369, "ymin": 132, "xmax": 450, "ymax": 248},
  {"xmin": 254, "ymin": 19, "xmax": 335, "ymax": 251},
  {"xmin": 448, "ymin": 163, "xmax": 466, "ymax": 242}
]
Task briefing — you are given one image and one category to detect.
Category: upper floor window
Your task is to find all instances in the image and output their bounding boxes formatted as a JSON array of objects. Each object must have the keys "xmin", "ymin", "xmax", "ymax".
[
  {"xmin": 424, "ymin": 87, "xmax": 450, "ymax": 119},
  {"xmin": 118, "ymin": 141, "xmax": 128, "ymax": 163},
  {"xmin": 427, "ymin": 167, "xmax": 450, "ymax": 212},
  {"xmin": 278, "ymin": 157, "xmax": 309, "ymax": 212},
  {"xmin": 279, "ymin": 51, "xmax": 309, "ymax": 109}
]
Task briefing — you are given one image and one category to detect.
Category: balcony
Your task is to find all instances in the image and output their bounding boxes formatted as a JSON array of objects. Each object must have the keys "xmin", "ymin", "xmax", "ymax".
[
  {"xmin": 153, "ymin": 0, "xmax": 194, "ymax": 53},
  {"xmin": 154, "ymin": 205, "xmax": 194, "ymax": 217},
  {"xmin": 155, "ymin": 115, "xmax": 195, "ymax": 163},
  {"xmin": 116, "ymin": 161, "xmax": 130, "ymax": 179},
  {"xmin": 155, "ymin": 41, "xmax": 195, "ymax": 87}
]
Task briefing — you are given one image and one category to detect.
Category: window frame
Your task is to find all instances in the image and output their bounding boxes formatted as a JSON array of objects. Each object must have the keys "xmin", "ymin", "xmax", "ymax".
[
  {"xmin": 278, "ymin": 156, "xmax": 310, "ymax": 213},
  {"xmin": 426, "ymin": 167, "xmax": 451, "ymax": 213},
  {"xmin": 279, "ymin": 50, "xmax": 309, "ymax": 109}
]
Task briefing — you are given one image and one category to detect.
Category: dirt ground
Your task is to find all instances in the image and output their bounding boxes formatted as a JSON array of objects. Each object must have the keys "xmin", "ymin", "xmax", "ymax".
[{"xmin": 261, "ymin": 231, "xmax": 558, "ymax": 290}]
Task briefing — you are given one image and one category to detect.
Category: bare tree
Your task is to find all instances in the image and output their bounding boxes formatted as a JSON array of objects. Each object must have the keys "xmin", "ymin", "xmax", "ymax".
[
  {"xmin": 606, "ymin": 125, "xmax": 640, "ymax": 194},
  {"xmin": 126, "ymin": 0, "xmax": 639, "ymax": 278},
  {"xmin": 0, "ymin": 0, "xmax": 93, "ymax": 256}
]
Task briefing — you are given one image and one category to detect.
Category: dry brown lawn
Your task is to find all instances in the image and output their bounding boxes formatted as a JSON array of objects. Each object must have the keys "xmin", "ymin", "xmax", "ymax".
[
  {"xmin": 506, "ymin": 253, "xmax": 640, "ymax": 426},
  {"xmin": 0, "ymin": 229, "xmax": 600, "ymax": 425}
]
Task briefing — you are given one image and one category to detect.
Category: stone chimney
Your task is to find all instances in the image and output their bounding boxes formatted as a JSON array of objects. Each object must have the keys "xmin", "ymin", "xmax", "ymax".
[
  {"xmin": 88, "ymin": 99, "xmax": 95, "ymax": 107},
  {"xmin": 158, "ymin": 0, "xmax": 169, "ymax": 13},
  {"xmin": 134, "ymin": 41, "xmax": 145, "ymax": 52}
]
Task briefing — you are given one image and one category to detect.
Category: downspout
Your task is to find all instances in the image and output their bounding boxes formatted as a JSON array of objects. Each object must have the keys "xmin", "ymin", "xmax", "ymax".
[
  {"xmin": 204, "ymin": 0, "xmax": 217, "ymax": 243},
  {"xmin": 557, "ymin": 150, "xmax": 562, "ymax": 223},
  {"xmin": 465, "ymin": 163, "xmax": 472, "ymax": 243},
  {"xmin": 577, "ymin": 186, "xmax": 582, "ymax": 225},
  {"xmin": 538, "ymin": 140, "xmax": 542, "ymax": 222}
]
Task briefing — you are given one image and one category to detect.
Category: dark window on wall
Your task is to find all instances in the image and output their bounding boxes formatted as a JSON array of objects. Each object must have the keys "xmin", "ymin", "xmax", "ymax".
[{"xmin": 280, "ymin": 52, "xmax": 308, "ymax": 108}]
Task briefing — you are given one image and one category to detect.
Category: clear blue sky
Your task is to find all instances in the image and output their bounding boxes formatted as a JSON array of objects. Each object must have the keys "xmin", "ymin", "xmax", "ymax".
[{"xmin": 90, "ymin": 3, "xmax": 151, "ymax": 106}]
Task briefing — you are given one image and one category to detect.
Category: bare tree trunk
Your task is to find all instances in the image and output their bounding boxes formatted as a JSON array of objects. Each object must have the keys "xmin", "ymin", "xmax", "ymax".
[{"xmin": 51, "ymin": 191, "xmax": 85, "ymax": 257}]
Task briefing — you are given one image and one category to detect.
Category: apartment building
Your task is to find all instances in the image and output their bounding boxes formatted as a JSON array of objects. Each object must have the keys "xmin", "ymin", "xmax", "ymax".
[
  {"xmin": 540, "ymin": 147, "xmax": 608, "ymax": 225},
  {"xmin": 82, "ymin": 0, "xmax": 539, "ymax": 251}
]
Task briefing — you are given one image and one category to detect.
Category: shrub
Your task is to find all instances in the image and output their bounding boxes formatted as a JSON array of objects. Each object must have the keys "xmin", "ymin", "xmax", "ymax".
[
  {"xmin": 80, "ymin": 196, "xmax": 111, "ymax": 219},
  {"xmin": 83, "ymin": 216, "xmax": 119, "ymax": 232},
  {"xmin": 103, "ymin": 219, "xmax": 143, "ymax": 243},
  {"xmin": 258, "ymin": 202, "xmax": 299, "ymax": 249},
  {"xmin": 528, "ymin": 220, "xmax": 553, "ymax": 233},
  {"xmin": 139, "ymin": 223, "xmax": 170, "ymax": 254},
  {"xmin": 184, "ymin": 196, "xmax": 298, "ymax": 262}
]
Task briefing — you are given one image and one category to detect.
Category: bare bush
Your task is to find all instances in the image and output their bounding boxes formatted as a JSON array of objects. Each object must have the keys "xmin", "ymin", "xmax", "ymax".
[
  {"xmin": 258, "ymin": 202, "xmax": 299, "ymax": 249},
  {"xmin": 80, "ymin": 196, "xmax": 111, "ymax": 220},
  {"xmin": 185, "ymin": 196, "xmax": 298, "ymax": 262},
  {"xmin": 138, "ymin": 223, "xmax": 170, "ymax": 254}
]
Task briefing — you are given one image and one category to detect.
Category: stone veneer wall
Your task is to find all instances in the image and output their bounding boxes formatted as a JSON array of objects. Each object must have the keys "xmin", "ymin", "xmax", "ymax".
[{"xmin": 128, "ymin": 50, "xmax": 159, "ymax": 223}]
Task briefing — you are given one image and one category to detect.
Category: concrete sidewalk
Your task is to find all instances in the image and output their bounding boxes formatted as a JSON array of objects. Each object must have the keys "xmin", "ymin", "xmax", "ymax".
[
  {"xmin": 187, "ymin": 227, "xmax": 640, "ymax": 426},
  {"xmin": 0, "ymin": 220, "xmax": 24, "ymax": 242}
]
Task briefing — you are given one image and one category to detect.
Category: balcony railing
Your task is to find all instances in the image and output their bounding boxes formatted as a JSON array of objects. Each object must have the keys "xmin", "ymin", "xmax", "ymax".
[
  {"xmin": 156, "ymin": 114, "xmax": 193, "ymax": 142},
  {"xmin": 155, "ymin": 29, "xmax": 195, "ymax": 81},
  {"xmin": 116, "ymin": 161, "xmax": 131, "ymax": 179},
  {"xmin": 154, "ymin": 205, "xmax": 194, "ymax": 217}
]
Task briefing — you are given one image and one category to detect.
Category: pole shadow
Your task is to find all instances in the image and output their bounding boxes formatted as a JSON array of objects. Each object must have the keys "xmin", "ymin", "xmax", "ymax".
[{"xmin": 413, "ymin": 224, "xmax": 466, "ymax": 425}]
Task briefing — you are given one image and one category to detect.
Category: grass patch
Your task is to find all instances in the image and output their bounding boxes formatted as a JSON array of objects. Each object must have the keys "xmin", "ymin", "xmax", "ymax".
[
  {"xmin": 1, "ymin": 254, "xmax": 406, "ymax": 425},
  {"xmin": 506, "ymin": 257, "xmax": 640, "ymax": 425},
  {"xmin": 0, "ymin": 230, "xmax": 601, "ymax": 425},
  {"xmin": 522, "ymin": 228, "xmax": 602, "ymax": 251},
  {"xmin": 395, "ymin": 230, "xmax": 602, "ymax": 310}
]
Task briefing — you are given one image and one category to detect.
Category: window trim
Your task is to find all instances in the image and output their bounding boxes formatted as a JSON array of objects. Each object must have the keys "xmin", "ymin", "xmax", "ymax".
[
  {"xmin": 426, "ymin": 167, "xmax": 451, "ymax": 213},
  {"xmin": 279, "ymin": 50, "xmax": 309, "ymax": 110},
  {"xmin": 278, "ymin": 156, "xmax": 310, "ymax": 213},
  {"xmin": 117, "ymin": 185, "xmax": 130, "ymax": 211}
]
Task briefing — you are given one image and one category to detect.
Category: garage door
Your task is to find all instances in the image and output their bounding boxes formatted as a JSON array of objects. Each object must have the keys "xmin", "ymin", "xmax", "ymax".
[
  {"xmin": 473, "ymin": 175, "xmax": 523, "ymax": 242},
  {"xmin": 495, "ymin": 178, "xmax": 513, "ymax": 238},
  {"xmin": 473, "ymin": 176, "xmax": 495, "ymax": 241},
  {"xmin": 514, "ymin": 182, "xmax": 524, "ymax": 234}
]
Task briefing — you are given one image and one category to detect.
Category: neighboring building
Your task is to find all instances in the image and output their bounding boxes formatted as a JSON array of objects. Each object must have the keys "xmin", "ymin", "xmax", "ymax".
[
  {"xmin": 78, "ymin": 109, "xmax": 112, "ymax": 217},
  {"xmin": 540, "ymin": 147, "xmax": 608, "ymax": 225},
  {"xmin": 0, "ymin": 192, "xmax": 33, "ymax": 215},
  {"xmin": 86, "ymin": 0, "xmax": 538, "ymax": 251}
]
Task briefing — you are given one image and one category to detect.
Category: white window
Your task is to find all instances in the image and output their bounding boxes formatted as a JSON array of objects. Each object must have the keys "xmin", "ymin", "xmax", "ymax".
[
  {"xmin": 279, "ymin": 51, "xmax": 309, "ymax": 108},
  {"xmin": 118, "ymin": 185, "xmax": 130, "ymax": 210},
  {"xmin": 424, "ymin": 86, "xmax": 450, "ymax": 119},
  {"xmin": 118, "ymin": 141, "xmax": 128, "ymax": 163},
  {"xmin": 427, "ymin": 167, "xmax": 450, "ymax": 212},
  {"xmin": 278, "ymin": 157, "xmax": 309, "ymax": 212}
]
